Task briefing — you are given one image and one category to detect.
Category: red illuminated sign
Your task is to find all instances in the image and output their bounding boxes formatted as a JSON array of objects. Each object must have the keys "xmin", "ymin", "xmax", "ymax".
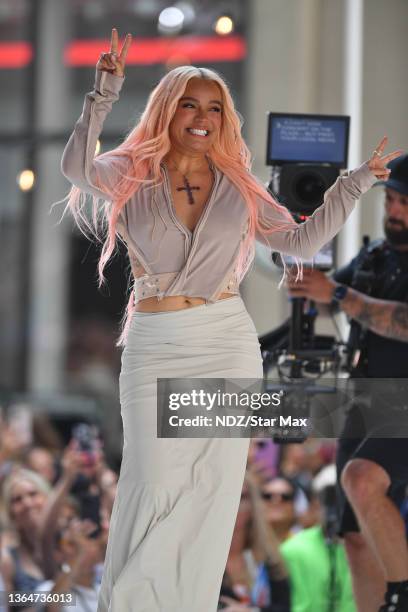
[
  {"xmin": 0, "ymin": 42, "xmax": 32, "ymax": 68},
  {"xmin": 0, "ymin": 36, "xmax": 246, "ymax": 69},
  {"xmin": 64, "ymin": 35, "xmax": 246, "ymax": 65}
]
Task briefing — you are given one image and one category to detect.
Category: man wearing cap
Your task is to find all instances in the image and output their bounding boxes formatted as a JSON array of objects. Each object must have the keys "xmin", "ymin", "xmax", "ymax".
[{"xmin": 287, "ymin": 154, "xmax": 408, "ymax": 612}]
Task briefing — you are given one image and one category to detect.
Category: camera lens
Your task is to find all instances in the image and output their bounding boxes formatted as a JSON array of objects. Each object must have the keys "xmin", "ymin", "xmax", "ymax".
[{"xmin": 293, "ymin": 170, "xmax": 326, "ymax": 212}]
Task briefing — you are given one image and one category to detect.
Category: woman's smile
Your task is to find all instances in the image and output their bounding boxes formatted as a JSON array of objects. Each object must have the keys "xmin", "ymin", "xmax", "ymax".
[
  {"xmin": 169, "ymin": 77, "xmax": 222, "ymax": 153},
  {"xmin": 186, "ymin": 128, "xmax": 210, "ymax": 137}
]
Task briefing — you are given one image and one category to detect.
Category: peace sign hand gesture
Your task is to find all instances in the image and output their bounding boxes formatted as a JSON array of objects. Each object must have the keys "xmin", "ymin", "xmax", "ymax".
[
  {"xmin": 367, "ymin": 136, "xmax": 403, "ymax": 179},
  {"xmin": 96, "ymin": 28, "xmax": 132, "ymax": 77}
]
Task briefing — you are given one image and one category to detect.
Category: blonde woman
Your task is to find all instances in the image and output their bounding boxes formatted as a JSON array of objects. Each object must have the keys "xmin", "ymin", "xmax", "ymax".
[
  {"xmin": 61, "ymin": 27, "xmax": 399, "ymax": 612},
  {"xmin": 0, "ymin": 469, "xmax": 51, "ymax": 611}
]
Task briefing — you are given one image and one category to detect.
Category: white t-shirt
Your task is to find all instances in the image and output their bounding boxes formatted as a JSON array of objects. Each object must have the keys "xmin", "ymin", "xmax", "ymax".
[{"xmin": 36, "ymin": 580, "xmax": 100, "ymax": 612}]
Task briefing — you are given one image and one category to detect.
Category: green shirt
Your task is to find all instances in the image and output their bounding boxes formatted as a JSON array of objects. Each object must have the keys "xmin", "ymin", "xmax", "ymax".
[{"xmin": 281, "ymin": 526, "xmax": 356, "ymax": 612}]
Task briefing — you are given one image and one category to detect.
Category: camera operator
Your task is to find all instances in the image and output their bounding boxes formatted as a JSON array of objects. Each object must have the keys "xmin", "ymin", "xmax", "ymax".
[{"xmin": 287, "ymin": 153, "xmax": 408, "ymax": 612}]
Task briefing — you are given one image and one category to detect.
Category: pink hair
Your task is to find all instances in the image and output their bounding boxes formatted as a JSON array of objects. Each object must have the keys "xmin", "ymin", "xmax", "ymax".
[{"xmin": 66, "ymin": 65, "xmax": 298, "ymax": 347}]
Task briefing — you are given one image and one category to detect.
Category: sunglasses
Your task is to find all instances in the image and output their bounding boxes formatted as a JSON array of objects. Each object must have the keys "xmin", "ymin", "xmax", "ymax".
[{"xmin": 261, "ymin": 491, "xmax": 294, "ymax": 503}]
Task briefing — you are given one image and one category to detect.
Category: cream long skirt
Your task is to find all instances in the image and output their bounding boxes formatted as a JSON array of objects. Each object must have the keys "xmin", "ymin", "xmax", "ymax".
[{"xmin": 97, "ymin": 296, "xmax": 263, "ymax": 612}]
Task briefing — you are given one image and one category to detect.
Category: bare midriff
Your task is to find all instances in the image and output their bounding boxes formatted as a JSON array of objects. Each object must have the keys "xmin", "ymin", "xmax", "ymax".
[{"xmin": 134, "ymin": 292, "xmax": 236, "ymax": 313}]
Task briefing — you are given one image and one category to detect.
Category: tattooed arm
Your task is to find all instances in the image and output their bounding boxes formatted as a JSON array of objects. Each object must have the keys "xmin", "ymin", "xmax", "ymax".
[
  {"xmin": 287, "ymin": 268, "xmax": 408, "ymax": 342},
  {"xmin": 339, "ymin": 288, "xmax": 408, "ymax": 342}
]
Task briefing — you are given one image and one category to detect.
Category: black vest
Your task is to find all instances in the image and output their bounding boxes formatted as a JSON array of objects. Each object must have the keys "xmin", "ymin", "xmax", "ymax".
[{"xmin": 346, "ymin": 240, "xmax": 408, "ymax": 377}]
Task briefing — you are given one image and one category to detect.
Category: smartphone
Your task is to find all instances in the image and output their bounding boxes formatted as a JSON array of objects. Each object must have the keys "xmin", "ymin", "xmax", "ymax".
[
  {"xmin": 79, "ymin": 491, "xmax": 102, "ymax": 538},
  {"xmin": 71, "ymin": 423, "xmax": 100, "ymax": 466},
  {"xmin": 253, "ymin": 439, "xmax": 279, "ymax": 479}
]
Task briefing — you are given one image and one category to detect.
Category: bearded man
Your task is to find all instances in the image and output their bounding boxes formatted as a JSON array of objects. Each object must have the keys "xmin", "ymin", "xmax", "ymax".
[{"xmin": 287, "ymin": 155, "xmax": 408, "ymax": 612}]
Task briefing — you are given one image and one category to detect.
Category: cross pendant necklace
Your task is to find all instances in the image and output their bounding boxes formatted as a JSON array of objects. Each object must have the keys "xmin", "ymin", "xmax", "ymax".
[
  {"xmin": 177, "ymin": 174, "xmax": 200, "ymax": 205},
  {"xmin": 171, "ymin": 161, "xmax": 202, "ymax": 205}
]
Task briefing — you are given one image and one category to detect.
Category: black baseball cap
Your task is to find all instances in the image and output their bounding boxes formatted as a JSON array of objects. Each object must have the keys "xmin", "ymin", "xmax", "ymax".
[{"xmin": 376, "ymin": 154, "xmax": 408, "ymax": 196}]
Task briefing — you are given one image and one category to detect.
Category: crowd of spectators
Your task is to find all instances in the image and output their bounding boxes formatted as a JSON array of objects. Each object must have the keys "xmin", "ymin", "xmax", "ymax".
[{"xmin": 0, "ymin": 409, "xmax": 356, "ymax": 612}]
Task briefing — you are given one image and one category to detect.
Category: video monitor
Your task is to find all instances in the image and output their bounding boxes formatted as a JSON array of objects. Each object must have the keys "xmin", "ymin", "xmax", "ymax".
[{"xmin": 266, "ymin": 112, "xmax": 350, "ymax": 168}]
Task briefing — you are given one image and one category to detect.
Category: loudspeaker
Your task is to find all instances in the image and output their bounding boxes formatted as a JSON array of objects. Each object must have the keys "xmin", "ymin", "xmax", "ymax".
[{"xmin": 277, "ymin": 164, "xmax": 340, "ymax": 215}]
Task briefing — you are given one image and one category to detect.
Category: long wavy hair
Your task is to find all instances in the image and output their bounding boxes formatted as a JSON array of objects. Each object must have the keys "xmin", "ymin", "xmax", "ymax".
[
  {"xmin": 2, "ymin": 468, "xmax": 51, "ymax": 526},
  {"xmin": 65, "ymin": 65, "xmax": 297, "ymax": 346}
]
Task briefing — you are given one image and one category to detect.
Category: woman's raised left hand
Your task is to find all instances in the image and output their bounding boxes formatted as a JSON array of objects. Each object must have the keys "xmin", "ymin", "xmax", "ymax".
[{"xmin": 367, "ymin": 136, "xmax": 403, "ymax": 179}]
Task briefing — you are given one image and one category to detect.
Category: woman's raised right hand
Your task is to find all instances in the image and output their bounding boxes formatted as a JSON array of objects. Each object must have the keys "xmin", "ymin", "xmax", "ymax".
[{"xmin": 96, "ymin": 28, "xmax": 132, "ymax": 77}]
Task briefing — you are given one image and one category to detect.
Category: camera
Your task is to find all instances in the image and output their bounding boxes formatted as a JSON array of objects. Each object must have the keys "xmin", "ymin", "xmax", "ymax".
[
  {"xmin": 266, "ymin": 111, "xmax": 350, "ymax": 271},
  {"xmin": 261, "ymin": 112, "xmax": 351, "ymax": 442}
]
